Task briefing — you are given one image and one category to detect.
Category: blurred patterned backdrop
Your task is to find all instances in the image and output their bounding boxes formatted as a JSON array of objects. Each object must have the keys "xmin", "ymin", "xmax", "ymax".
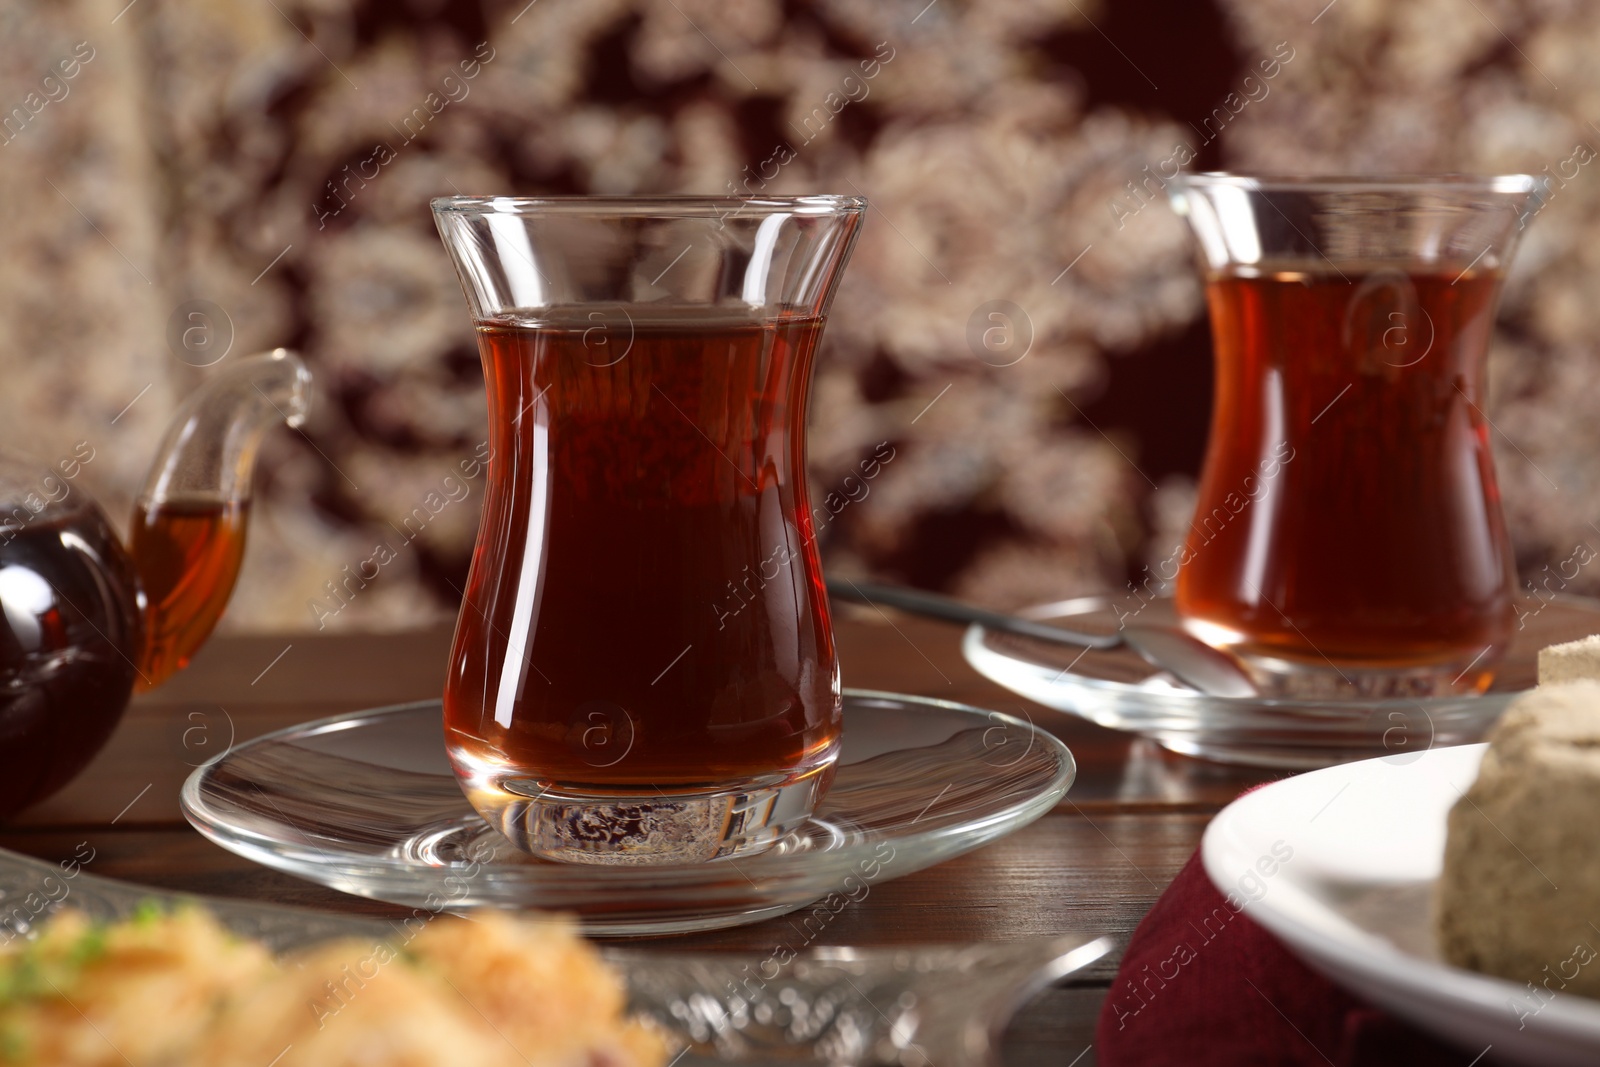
[{"xmin": 1, "ymin": 0, "xmax": 1597, "ymax": 632}]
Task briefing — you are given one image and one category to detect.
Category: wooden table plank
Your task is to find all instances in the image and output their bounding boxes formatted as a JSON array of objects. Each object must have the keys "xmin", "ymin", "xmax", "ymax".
[
  {"xmin": 7, "ymin": 596, "xmax": 1597, "ymax": 1064},
  {"xmin": 0, "ymin": 811, "xmax": 1204, "ymax": 978},
  {"xmin": 1001, "ymin": 987, "xmax": 1103, "ymax": 1067},
  {"xmin": 22, "ymin": 615, "xmax": 1274, "ymax": 829}
]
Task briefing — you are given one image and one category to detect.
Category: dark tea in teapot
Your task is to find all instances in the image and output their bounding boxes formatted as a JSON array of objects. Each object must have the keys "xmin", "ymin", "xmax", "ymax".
[
  {"xmin": 0, "ymin": 349, "xmax": 308, "ymax": 819},
  {"xmin": 0, "ymin": 499, "xmax": 141, "ymax": 816}
]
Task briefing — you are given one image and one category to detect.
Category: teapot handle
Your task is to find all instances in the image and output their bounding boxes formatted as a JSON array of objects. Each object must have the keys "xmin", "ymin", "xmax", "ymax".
[{"xmin": 138, "ymin": 348, "xmax": 310, "ymax": 507}]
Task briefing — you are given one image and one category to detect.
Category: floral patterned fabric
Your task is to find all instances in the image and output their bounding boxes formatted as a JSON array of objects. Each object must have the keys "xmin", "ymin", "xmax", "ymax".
[{"xmin": 0, "ymin": 0, "xmax": 1593, "ymax": 631}]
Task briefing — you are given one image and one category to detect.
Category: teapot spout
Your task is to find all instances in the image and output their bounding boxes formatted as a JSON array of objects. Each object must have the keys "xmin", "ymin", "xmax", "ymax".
[{"xmin": 130, "ymin": 349, "xmax": 311, "ymax": 690}]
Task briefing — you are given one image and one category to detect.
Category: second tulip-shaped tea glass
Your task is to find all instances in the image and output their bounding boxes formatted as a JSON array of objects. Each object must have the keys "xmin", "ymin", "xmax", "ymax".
[
  {"xmin": 433, "ymin": 196, "xmax": 865, "ymax": 864},
  {"xmin": 1168, "ymin": 174, "xmax": 1545, "ymax": 700}
]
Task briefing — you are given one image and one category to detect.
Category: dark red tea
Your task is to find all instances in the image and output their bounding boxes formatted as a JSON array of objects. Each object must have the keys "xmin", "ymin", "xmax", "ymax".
[
  {"xmin": 0, "ymin": 503, "xmax": 141, "ymax": 817},
  {"xmin": 129, "ymin": 496, "xmax": 248, "ymax": 690},
  {"xmin": 0, "ymin": 494, "xmax": 248, "ymax": 816},
  {"xmin": 444, "ymin": 310, "xmax": 841, "ymax": 788},
  {"xmin": 1176, "ymin": 264, "xmax": 1514, "ymax": 685}
]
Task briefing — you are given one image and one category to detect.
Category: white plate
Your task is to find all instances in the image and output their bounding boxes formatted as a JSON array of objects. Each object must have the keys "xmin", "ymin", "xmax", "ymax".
[{"xmin": 1202, "ymin": 744, "xmax": 1600, "ymax": 1065}]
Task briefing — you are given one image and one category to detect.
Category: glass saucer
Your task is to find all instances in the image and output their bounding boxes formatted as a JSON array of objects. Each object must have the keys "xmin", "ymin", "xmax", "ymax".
[
  {"xmin": 181, "ymin": 690, "xmax": 1074, "ymax": 936},
  {"xmin": 962, "ymin": 596, "xmax": 1520, "ymax": 769}
]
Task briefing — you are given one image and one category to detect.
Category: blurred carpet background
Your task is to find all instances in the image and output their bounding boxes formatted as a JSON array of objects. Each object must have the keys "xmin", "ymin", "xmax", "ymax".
[{"xmin": 1, "ymin": 0, "xmax": 1596, "ymax": 631}]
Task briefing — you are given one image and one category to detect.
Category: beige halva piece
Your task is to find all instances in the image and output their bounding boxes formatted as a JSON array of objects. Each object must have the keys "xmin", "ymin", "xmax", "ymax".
[
  {"xmin": 1435, "ymin": 637, "xmax": 1600, "ymax": 997},
  {"xmin": 1537, "ymin": 634, "xmax": 1600, "ymax": 685}
]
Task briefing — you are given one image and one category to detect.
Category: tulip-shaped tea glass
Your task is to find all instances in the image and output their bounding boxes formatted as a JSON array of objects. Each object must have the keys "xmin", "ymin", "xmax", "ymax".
[
  {"xmin": 433, "ymin": 196, "xmax": 865, "ymax": 864},
  {"xmin": 1167, "ymin": 174, "xmax": 1545, "ymax": 700}
]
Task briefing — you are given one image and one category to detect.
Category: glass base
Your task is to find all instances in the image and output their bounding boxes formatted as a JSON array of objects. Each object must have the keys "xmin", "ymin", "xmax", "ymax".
[
  {"xmin": 452, "ymin": 750, "xmax": 837, "ymax": 866},
  {"xmin": 1228, "ymin": 646, "xmax": 1501, "ymax": 701}
]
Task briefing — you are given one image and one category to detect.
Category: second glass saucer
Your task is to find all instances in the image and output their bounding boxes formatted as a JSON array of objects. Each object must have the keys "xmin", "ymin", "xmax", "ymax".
[
  {"xmin": 962, "ymin": 596, "xmax": 1534, "ymax": 769},
  {"xmin": 181, "ymin": 689, "xmax": 1074, "ymax": 935}
]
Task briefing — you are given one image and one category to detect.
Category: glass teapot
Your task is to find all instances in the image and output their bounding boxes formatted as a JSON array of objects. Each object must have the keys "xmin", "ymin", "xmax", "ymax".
[{"xmin": 0, "ymin": 349, "xmax": 309, "ymax": 818}]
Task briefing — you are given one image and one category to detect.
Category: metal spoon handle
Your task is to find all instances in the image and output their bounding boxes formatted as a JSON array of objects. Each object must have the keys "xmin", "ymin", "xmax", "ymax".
[{"xmin": 826, "ymin": 579, "xmax": 1122, "ymax": 651}]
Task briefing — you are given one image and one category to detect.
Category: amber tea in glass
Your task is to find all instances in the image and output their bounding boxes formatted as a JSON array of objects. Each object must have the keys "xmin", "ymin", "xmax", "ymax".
[
  {"xmin": 1168, "ymin": 175, "xmax": 1545, "ymax": 699},
  {"xmin": 434, "ymin": 196, "xmax": 865, "ymax": 863}
]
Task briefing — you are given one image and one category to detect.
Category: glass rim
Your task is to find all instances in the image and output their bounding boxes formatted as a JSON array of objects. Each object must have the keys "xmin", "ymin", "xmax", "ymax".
[
  {"xmin": 1171, "ymin": 172, "xmax": 1546, "ymax": 196},
  {"xmin": 431, "ymin": 194, "xmax": 868, "ymax": 218}
]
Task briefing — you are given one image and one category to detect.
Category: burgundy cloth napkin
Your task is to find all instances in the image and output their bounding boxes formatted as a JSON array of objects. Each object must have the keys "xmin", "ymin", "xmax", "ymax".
[{"xmin": 1094, "ymin": 849, "xmax": 1473, "ymax": 1066}]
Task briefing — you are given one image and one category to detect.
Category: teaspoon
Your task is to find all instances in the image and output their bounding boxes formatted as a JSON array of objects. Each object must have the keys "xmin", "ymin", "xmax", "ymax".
[{"xmin": 826, "ymin": 578, "xmax": 1259, "ymax": 699}]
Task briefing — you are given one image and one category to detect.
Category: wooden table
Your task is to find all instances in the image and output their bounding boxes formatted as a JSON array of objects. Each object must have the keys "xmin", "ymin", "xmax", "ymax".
[{"xmin": 6, "ymin": 601, "xmax": 1593, "ymax": 1066}]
